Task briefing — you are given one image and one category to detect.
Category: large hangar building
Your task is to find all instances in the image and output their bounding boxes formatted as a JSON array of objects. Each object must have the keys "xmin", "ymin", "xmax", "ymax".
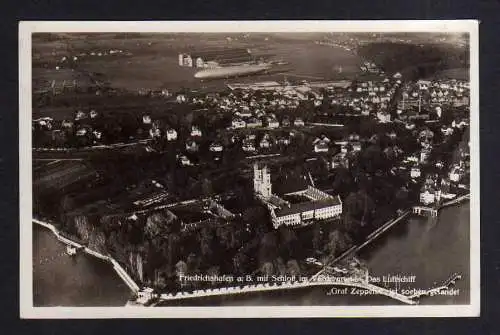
[{"xmin": 178, "ymin": 48, "xmax": 253, "ymax": 68}]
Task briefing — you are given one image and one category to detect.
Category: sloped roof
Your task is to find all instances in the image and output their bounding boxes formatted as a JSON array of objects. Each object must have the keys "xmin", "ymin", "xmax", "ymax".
[{"xmin": 275, "ymin": 195, "xmax": 342, "ymax": 217}]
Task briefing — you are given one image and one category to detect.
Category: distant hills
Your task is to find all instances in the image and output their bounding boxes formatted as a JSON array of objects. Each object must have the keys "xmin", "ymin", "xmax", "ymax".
[{"xmin": 358, "ymin": 42, "xmax": 469, "ymax": 80}]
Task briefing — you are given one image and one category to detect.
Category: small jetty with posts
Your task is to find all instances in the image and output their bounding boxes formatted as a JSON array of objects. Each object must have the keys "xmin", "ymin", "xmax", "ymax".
[
  {"xmin": 66, "ymin": 245, "xmax": 78, "ymax": 256},
  {"xmin": 412, "ymin": 206, "xmax": 438, "ymax": 217},
  {"xmin": 406, "ymin": 273, "xmax": 462, "ymax": 300},
  {"xmin": 412, "ymin": 193, "xmax": 469, "ymax": 218}
]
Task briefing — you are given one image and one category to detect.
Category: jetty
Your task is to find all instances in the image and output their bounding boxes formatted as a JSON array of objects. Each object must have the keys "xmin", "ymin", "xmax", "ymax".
[
  {"xmin": 412, "ymin": 206, "xmax": 438, "ymax": 217},
  {"xmin": 311, "ymin": 210, "xmax": 411, "ymax": 282},
  {"xmin": 406, "ymin": 273, "xmax": 462, "ymax": 300},
  {"xmin": 440, "ymin": 194, "xmax": 470, "ymax": 208},
  {"xmin": 155, "ymin": 277, "xmax": 417, "ymax": 305}
]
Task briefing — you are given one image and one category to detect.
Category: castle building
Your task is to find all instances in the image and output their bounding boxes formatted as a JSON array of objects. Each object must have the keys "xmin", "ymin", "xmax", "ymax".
[
  {"xmin": 253, "ymin": 164, "xmax": 342, "ymax": 229},
  {"xmin": 270, "ymin": 196, "xmax": 342, "ymax": 228}
]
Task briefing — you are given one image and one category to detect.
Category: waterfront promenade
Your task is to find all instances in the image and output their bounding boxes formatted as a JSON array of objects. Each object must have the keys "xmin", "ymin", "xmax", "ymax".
[
  {"xmin": 33, "ymin": 193, "xmax": 469, "ymax": 306},
  {"xmin": 156, "ymin": 277, "xmax": 417, "ymax": 305},
  {"xmin": 313, "ymin": 192, "xmax": 470, "ymax": 281},
  {"xmin": 311, "ymin": 210, "xmax": 411, "ymax": 282},
  {"xmin": 33, "ymin": 218, "xmax": 140, "ymax": 293}
]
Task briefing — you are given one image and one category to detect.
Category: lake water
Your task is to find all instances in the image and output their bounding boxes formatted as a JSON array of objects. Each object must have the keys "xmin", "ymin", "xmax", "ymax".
[
  {"xmin": 33, "ymin": 224, "xmax": 130, "ymax": 306},
  {"xmin": 32, "ymin": 202, "xmax": 470, "ymax": 306}
]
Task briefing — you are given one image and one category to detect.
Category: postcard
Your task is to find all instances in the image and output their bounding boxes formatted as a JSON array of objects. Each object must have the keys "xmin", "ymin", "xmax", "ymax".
[{"xmin": 20, "ymin": 20, "xmax": 479, "ymax": 318}]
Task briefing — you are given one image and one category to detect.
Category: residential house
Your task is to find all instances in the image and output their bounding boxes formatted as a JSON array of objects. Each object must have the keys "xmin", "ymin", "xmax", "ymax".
[
  {"xmin": 190, "ymin": 126, "xmax": 202, "ymax": 137},
  {"xmin": 232, "ymin": 118, "xmax": 246, "ymax": 129},
  {"xmin": 142, "ymin": 115, "xmax": 152, "ymax": 124},
  {"xmin": 209, "ymin": 142, "xmax": 224, "ymax": 152},
  {"xmin": 410, "ymin": 166, "xmax": 421, "ymax": 179},
  {"xmin": 166, "ymin": 128, "xmax": 178, "ymax": 141},
  {"xmin": 267, "ymin": 117, "xmax": 280, "ymax": 129},
  {"xmin": 246, "ymin": 117, "xmax": 263, "ymax": 128},
  {"xmin": 293, "ymin": 118, "xmax": 305, "ymax": 127}
]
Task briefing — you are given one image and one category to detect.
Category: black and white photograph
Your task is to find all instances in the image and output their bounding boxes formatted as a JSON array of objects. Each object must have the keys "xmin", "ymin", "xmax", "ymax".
[{"xmin": 19, "ymin": 21, "xmax": 479, "ymax": 318}]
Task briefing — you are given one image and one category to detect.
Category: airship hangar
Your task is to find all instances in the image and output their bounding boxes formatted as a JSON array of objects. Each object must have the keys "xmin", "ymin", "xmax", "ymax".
[{"xmin": 178, "ymin": 47, "xmax": 254, "ymax": 69}]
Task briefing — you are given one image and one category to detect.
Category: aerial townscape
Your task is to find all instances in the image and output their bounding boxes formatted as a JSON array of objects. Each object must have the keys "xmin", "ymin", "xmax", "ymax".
[{"xmin": 32, "ymin": 32, "xmax": 471, "ymax": 306}]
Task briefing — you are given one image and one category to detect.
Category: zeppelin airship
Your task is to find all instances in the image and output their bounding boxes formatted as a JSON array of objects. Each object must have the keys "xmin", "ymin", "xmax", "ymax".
[{"xmin": 194, "ymin": 63, "xmax": 272, "ymax": 79}]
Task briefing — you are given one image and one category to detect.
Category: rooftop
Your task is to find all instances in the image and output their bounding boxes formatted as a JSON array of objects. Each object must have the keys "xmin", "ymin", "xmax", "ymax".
[{"xmin": 275, "ymin": 195, "xmax": 342, "ymax": 217}]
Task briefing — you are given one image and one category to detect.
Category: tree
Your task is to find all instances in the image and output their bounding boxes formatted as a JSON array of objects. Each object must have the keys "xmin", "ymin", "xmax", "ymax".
[
  {"xmin": 286, "ymin": 259, "xmax": 301, "ymax": 277},
  {"xmin": 88, "ymin": 228, "xmax": 107, "ymax": 254},
  {"xmin": 201, "ymin": 177, "xmax": 214, "ymax": 197},
  {"xmin": 127, "ymin": 222, "xmax": 144, "ymax": 246},
  {"xmin": 206, "ymin": 266, "xmax": 220, "ymax": 286},
  {"xmin": 332, "ymin": 167, "xmax": 353, "ymax": 198},
  {"xmin": 162, "ymin": 233, "xmax": 180, "ymax": 276},
  {"xmin": 186, "ymin": 253, "xmax": 200, "ymax": 274},
  {"xmin": 275, "ymin": 257, "xmax": 287, "ymax": 276},
  {"xmin": 233, "ymin": 252, "xmax": 249, "ymax": 275},
  {"xmin": 243, "ymin": 205, "xmax": 270, "ymax": 232},
  {"xmin": 145, "ymin": 211, "xmax": 176, "ymax": 239},
  {"xmin": 74, "ymin": 215, "xmax": 92, "ymax": 242},
  {"xmin": 324, "ymin": 230, "xmax": 352, "ymax": 258},
  {"xmin": 312, "ymin": 224, "xmax": 323, "ymax": 253},
  {"xmin": 59, "ymin": 194, "xmax": 76, "ymax": 225},
  {"xmin": 175, "ymin": 260, "xmax": 187, "ymax": 278},
  {"xmin": 362, "ymin": 144, "xmax": 385, "ymax": 173},
  {"xmin": 344, "ymin": 190, "xmax": 375, "ymax": 229},
  {"xmin": 261, "ymin": 262, "xmax": 274, "ymax": 277},
  {"xmin": 259, "ymin": 231, "xmax": 278, "ymax": 264},
  {"xmin": 278, "ymin": 226, "xmax": 298, "ymax": 259}
]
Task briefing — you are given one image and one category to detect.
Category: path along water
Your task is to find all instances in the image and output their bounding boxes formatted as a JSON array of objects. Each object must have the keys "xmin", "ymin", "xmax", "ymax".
[{"xmin": 33, "ymin": 201, "xmax": 469, "ymax": 306}]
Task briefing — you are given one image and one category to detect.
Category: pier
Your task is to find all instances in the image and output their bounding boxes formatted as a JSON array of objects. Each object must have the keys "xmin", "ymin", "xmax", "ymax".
[
  {"xmin": 412, "ymin": 206, "xmax": 438, "ymax": 217},
  {"xmin": 156, "ymin": 277, "xmax": 417, "ymax": 305},
  {"xmin": 440, "ymin": 194, "xmax": 470, "ymax": 208},
  {"xmin": 406, "ymin": 273, "xmax": 462, "ymax": 300},
  {"xmin": 311, "ymin": 210, "xmax": 411, "ymax": 282}
]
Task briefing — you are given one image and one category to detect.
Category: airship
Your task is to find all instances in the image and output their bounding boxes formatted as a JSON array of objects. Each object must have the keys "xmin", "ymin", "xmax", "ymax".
[{"xmin": 194, "ymin": 63, "xmax": 272, "ymax": 79}]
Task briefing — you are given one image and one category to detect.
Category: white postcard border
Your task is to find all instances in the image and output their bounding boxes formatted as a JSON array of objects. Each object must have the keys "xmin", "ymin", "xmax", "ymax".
[{"xmin": 19, "ymin": 20, "xmax": 480, "ymax": 318}]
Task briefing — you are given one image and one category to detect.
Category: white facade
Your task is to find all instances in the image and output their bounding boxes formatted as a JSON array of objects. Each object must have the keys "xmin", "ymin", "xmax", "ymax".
[
  {"xmin": 232, "ymin": 119, "xmax": 246, "ymax": 129},
  {"xmin": 271, "ymin": 201, "xmax": 342, "ymax": 229},
  {"xmin": 294, "ymin": 118, "xmax": 305, "ymax": 127},
  {"xmin": 166, "ymin": 129, "xmax": 178, "ymax": 141},
  {"xmin": 209, "ymin": 143, "xmax": 223, "ymax": 152},
  {"xmin": 191, "ymin": 126, "xmax": 202, "ymax": 137},
  {"xmin": 246, "ymin": 118, "xmax": 263, "ymax": 128},
  {"xmin": 195, "ymin": 57, "xmax": 204, "ymax": 68},
  {"xmin": 420, "ymin": 150, "xmax": 430, "ymax": 163},
  {"xmin": 253, "ymin": 164, "xmax": 272, "ymax": 199},
  {"xmin": 268, "ymin": 118, "xmax": 280, "ymax": 128},
  {"xmin": 410, "ymin": 167, "xmax": 421, "ymax": 178},
  {"xmin": 420, "ymin": 191, "xmax": 435, "ymax": 205},
  {"xmin": 142, "ymin": 115, "xmax": 152, "ymax": 124},
  {"xmin": 242, "ymin": 143, "xmax": 256, "ymax": 152},
  {"xmin": 351, "ymin": 142, "xmax": 362, "ymax": 152},
  {"xmin": 449, "ymin": 169, "xmax": 461, "ymax": 182}
]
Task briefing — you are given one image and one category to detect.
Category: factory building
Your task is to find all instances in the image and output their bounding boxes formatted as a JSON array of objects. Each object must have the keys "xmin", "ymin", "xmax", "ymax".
[{"xmin": 253, "ymin": 164, "xmax": 342, "ymax": 229}]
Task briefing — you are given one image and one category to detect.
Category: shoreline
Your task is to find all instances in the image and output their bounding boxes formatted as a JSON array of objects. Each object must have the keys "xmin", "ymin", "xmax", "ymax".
[
  {"xmin": 33, "ymin": 219, "xmax": 141, "ymax": 296},
  {"xmin": 33, "ymin": 196, "xmax": 469, "ymax": 306},
  {"xmin": 313, "ymin": 195, "xmax": 470, "ymax": 278}
]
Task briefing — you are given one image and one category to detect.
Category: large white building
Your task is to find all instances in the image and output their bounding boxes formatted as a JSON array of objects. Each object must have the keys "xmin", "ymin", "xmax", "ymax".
[
  {"xmin": 270, "ymin": 196, "xmax": 343, "ymax": 228},
  {"xmin": 253, "ymin": 164, "xmax": 342, "ymax": 228}
]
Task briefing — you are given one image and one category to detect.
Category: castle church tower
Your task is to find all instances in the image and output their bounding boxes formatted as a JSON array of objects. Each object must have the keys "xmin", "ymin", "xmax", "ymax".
[{"xmin": 253, "ymin": 163, "xmax": 272, "ymax": 199}]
